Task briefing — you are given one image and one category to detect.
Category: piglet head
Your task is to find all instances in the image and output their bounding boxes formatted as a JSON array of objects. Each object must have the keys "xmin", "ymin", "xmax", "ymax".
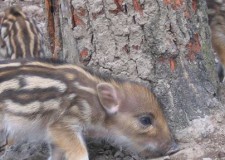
[{"xmin": 97, "ymin": 82, "xmax": 179, "ymax": 158}]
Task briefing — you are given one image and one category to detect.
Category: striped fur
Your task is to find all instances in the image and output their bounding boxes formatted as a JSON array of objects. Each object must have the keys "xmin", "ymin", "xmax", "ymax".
[
  {"xmin": 0, "ymin": 6, "xmax": 44, "ymax": 60},
  {"xmin": 0, "ymin": 59, "xmax": 177, "ymax": 159}
]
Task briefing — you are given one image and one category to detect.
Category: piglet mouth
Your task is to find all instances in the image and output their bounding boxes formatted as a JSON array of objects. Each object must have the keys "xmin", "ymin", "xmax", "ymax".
[{"xmin": 166, "ymin": 142, "xmax": 180, "ymax": 155}]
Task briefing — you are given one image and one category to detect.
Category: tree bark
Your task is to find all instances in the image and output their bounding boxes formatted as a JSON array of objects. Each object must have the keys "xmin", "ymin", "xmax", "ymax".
[{"xmin": 47, "ymin": 0, "xmax": 220, "ymax": 131}]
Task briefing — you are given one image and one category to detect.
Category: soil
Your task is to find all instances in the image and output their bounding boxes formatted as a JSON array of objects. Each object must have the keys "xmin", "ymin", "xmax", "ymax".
[{"xmin": 0, "ymin": 0, "xmax": 225, "ymax": 160}]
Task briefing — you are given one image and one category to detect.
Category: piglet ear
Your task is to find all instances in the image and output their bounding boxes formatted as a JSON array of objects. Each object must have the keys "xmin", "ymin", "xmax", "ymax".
[{"xmin": 97, "ymin": 83, "xmax": 120, "ymax": 114}]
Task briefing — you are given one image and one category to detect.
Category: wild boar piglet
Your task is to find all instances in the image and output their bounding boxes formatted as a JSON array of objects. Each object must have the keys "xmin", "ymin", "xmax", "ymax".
[{"xmin": 0, "ymin": 59, "xmax": 178, "ymax": 159}]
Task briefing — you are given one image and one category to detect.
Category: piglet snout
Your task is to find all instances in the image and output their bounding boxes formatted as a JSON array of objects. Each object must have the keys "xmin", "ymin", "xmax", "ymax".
[{"xmin": 166, "ymin": 141, "xmax": 179, "ymax": 155}]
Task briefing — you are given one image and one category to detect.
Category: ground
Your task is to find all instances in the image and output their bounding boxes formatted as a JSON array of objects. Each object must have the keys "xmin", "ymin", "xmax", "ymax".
[{"xmin": 0, "ymin": 0, "xmax": 225, "ymax": 160}]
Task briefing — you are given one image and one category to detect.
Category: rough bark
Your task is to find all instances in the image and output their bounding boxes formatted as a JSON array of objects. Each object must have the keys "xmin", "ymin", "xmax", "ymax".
[{"xmin": 50, "ymin": 0, "xmax": 220, "ymax": 131}]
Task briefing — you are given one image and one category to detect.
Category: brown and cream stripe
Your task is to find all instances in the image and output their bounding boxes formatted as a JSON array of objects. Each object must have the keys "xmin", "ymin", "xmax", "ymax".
[{"xmin": 0, "ymin": 6, "xmax": 44, "ymax": 59}]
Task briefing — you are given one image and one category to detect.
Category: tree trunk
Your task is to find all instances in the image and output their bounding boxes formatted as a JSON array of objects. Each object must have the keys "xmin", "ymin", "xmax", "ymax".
[
  {"xmin": 1, "ymin": 0, "xmax": 224, "ymax": 160},
  {"xmin": 47, "ymin": 0, "xmax": 220, "ymax": 130}
]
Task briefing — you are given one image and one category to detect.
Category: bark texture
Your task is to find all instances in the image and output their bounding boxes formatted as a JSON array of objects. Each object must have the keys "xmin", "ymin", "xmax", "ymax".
[{"xmin": 52, "ymin": 0, "xmax": 220, "ymax": 131}]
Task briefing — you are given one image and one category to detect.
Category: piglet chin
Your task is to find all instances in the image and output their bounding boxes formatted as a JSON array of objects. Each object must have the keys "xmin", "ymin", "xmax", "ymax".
[{"xmin": 138, "ymin": 150, "xmax": 165, "ymax": 158}]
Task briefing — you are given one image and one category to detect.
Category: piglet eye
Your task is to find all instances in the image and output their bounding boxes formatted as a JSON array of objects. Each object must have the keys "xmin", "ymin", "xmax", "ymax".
[{"xmin": 139, "ymin": 116, "xmax": 152, "ymax": 126}]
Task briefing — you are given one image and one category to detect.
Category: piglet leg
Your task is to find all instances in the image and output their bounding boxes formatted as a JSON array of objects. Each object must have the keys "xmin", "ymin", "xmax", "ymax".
[{"xmin": 48, "ymin": 123, "xmax": 89, "ymax": 160}]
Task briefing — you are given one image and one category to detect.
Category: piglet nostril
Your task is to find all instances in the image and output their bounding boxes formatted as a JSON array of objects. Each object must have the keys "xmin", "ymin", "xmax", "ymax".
[{"xmin": 166, "ymin": 141, "xmax": 179, "ymax": 155}]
